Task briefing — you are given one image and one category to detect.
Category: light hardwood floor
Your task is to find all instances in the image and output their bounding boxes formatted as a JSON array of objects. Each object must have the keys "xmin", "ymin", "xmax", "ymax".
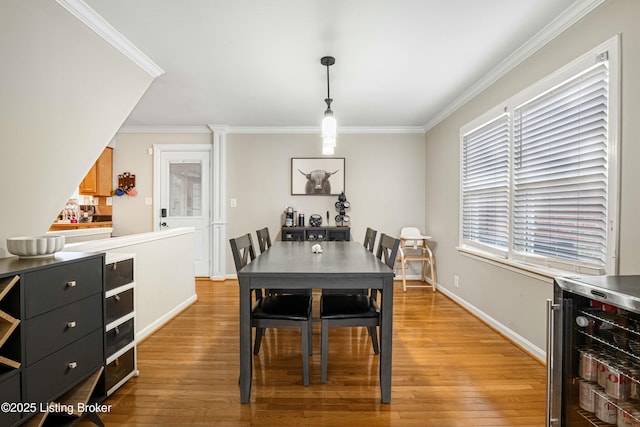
[{"xmin": 87, "ymin": 279, "xmax": 547, "ymax": 427}]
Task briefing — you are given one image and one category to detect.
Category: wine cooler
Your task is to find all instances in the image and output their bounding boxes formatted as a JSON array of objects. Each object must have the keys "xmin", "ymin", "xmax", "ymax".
[{"xmin": 548, "ymin": 275, "xmax": 640, "ymax": 426}]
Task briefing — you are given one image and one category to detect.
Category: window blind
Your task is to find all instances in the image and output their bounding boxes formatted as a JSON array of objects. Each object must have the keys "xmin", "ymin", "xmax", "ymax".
[
  {"xmin": 462, "ymin": 113, "xmax": 510, "ymax": 252},
  {"xmin": 512, "ymin": 61, "xmax": 609, "ymax": 269}
]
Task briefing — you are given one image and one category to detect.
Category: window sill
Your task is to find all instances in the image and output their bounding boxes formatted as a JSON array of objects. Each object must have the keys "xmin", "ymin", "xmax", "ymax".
[{"xmin": 456, "ymin": 246, "xmax": 583, "ymax": 284}]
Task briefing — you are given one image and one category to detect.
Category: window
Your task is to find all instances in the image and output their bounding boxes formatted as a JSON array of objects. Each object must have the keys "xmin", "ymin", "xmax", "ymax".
[
  {"xmin": 459, "ymin": 37, "xmax": 619, "ymax": 275},
  {"xmin": 461, "ymin": 113, "xmax": 510, "ymax": 255}
]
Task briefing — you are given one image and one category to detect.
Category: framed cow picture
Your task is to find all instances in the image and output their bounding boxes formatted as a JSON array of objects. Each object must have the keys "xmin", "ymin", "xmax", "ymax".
[{"xmin": 291, "ymin": 157, "xmax": 345, "ymax": 196}]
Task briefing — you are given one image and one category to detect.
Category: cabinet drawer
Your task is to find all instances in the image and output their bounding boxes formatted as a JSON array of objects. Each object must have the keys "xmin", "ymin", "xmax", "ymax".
[
  {"xmin": 106, "ymin": 318, "xmax": 134, "ymax": 357},
  {"xmin": 0, "ymin": 371, "xmax": 21, "ymax": 426},
  {"xmin": 25, "ymin": 293, "xmax": 103, "ymax": 366},
  {"xmin": 25, "ymin": 329, "xmax": 103, "ymax": 404},
  {"xmin": 106, "ymin": 258, "xmax": 133, "ymax": 292},
  {"xmin": 105, "ymin": 347, "xmax": 135, "ymax": 392},
  {"xmin": 282, "ymin": 229, "xmax": 304, "ymax": 241},
  {"xmin": 23, "ymin": 257, "xmax": 103, "ymax": 318},
  {"xmin": 105, "ymin": 289, "xmax": 133, "ymax": 325},
  {"xmin": 306, "ymin": 229, "xmax": 327, "ymax": 241},
  {"xmin": 328, "ymin": 229, "xmax": 350, "ymax": 241}
]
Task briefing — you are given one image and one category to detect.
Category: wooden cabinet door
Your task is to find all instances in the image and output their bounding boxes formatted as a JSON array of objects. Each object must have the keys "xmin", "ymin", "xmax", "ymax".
[
  {"xmin": 95, "ymin": 146, "xmax": 113, "ymax": 196},
  {"xmin": 79, "ymin": 147, "xmax": 112, "ymax": 196},
  {"xmin": 79, "ymin": 163, "xmax": 97, "ymax": 194}
]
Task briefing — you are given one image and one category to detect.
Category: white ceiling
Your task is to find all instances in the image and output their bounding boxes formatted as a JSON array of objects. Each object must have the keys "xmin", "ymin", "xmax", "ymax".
[{"xmin": 84, "ymin": 0, "xmax": 581, "ymax": 129}]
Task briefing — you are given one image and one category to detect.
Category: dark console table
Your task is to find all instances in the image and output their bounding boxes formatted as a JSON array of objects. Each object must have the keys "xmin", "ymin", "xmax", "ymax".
[{"xmin": 281, "ymin": 226, "xmax": 350, "ymax": 242}]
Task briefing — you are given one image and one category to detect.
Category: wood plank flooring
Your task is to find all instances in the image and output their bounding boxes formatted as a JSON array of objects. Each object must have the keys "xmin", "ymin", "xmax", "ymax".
[{"xmin": 85, "ymin": 279, "xmax": 547, "ymax": 427}]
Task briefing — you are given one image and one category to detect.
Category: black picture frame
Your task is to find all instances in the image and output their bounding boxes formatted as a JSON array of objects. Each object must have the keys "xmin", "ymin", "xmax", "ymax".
[{"xmin": 291, "ymin": 157, "xmax": 345, "ymax": 196}]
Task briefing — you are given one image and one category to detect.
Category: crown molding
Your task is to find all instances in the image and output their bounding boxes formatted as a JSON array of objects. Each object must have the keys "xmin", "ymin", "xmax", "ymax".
[
  {"xmin": 223, "ymin": 126, "xmax": 425, "ymax": 134},
  {"xmin": 55, "ymin": 0, "xmax": 164, "ymax": 78},
  {"xmin": 119, "ymin": 126, "xmax": 211, "ymax": 134},
  {"xmin": 118, "ymin": 125, "xmax": 425, "ymax": 134},
  {"xmin": 423, "ymin": 0, "xmax": 606, "ymax": 132}
]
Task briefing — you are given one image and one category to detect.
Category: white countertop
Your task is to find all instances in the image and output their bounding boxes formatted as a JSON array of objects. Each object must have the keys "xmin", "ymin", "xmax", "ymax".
[
  {"xmin": 47, "ymin": 227, "xmax": 113, "ymax": 238},
  {"xmin": 64, "ymin": 227, "xmax": 195, "ymax": 252}
]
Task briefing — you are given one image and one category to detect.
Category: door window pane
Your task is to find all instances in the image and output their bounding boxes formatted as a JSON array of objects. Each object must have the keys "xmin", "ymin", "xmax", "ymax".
[{"xmin": 169, "ymin": 162, "xmax": 202, "ymax": 217}]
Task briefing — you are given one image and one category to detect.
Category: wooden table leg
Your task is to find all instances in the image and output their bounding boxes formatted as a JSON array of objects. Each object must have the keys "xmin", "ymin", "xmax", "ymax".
[
  {"xmin": 239, "ymin": 279, "xmax": 252, "ymax": 403},
  {"xmin": 379, "ymin": 277, "xmax": 394, "ymax": 403}
]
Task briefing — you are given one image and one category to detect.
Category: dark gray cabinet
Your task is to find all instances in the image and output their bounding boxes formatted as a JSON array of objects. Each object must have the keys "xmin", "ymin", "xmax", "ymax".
[
  {"xmin": 0, "ymin": 252, "xmax": 105, "ymax": 427},
  {"xmin": 0, "ymin": 272, "xmax": 21, "ymax": 427}
]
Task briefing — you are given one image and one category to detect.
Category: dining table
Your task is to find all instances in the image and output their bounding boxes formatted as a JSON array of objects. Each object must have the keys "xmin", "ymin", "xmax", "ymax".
[{"xmin": 236, "ymin": 240, "xmax": 395, "ymax": 403}]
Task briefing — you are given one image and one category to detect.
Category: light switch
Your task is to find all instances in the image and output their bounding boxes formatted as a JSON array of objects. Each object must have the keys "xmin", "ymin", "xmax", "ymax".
[
  {"xmin": 145, "ymin": 197, "xmax": 153, "ymax": 206},
  {"xmin": 230, "ymin": 198, "xmax": 237, "ymax": 208}
]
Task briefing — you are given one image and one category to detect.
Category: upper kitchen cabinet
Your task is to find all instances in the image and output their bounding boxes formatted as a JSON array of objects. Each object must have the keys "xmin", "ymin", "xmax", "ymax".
[{"xmin": 80, "ymin": 147, "xmax": 113, "ymax": 196}]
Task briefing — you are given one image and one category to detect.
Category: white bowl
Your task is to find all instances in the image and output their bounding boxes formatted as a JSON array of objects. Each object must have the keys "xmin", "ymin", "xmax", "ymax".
[{"xmin": 6, "ymin": 235, "xmax": 65, "ymax": 258}]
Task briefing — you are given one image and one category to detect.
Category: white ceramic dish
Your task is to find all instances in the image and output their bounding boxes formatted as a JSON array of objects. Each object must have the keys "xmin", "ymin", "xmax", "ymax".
[{"xmin": 6, "ymin": 235, "xmax": 65, "ymax": 258}]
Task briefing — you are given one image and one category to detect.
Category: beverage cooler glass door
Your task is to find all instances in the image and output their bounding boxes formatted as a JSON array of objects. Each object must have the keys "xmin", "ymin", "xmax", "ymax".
[{"xmin": 549, "ymin": 276, "xmax": 640, "ymax": 427}]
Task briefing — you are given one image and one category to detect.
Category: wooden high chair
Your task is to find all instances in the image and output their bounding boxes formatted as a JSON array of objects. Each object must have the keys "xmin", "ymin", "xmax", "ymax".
[{"xmin": 398, "ymin": 227, "xmax": 436, "ymax": 292}]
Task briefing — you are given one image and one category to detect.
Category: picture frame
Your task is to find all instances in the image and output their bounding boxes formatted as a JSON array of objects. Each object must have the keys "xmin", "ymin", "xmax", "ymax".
[{"xmin": 291, "ymin": 157, "xmax": 345, "ymax": 196}]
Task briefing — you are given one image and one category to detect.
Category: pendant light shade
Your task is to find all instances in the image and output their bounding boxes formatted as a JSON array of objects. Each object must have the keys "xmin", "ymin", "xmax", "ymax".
[
  {"xmin": 322, "ymin": 114, "xmax": 336, "ymax": 139},
  {"xmin": 320, "ymin": 56, "xmax": 336, "ymax": 154}
]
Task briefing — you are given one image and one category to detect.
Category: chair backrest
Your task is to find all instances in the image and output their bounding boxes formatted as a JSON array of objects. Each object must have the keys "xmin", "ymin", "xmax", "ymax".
[
  {"xmin": 255, "ymin": 227, "xmax": 272, "ymax": 254},
  {"xmin": 363, "ymin": 227, "xmax": 377, "ymax": 253},
  {"xmin": 229, "ymin": 233, "xmax": 256, "ymax": 272},
  {"xmin": 376, "ymin": 233, "xmax": 400, "ymax": 269}
]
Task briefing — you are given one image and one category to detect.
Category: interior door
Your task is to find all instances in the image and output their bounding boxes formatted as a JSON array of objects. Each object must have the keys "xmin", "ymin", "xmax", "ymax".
[{"xmin": 157, "ymin": 149, "xmax": 210, "ymax": 276}]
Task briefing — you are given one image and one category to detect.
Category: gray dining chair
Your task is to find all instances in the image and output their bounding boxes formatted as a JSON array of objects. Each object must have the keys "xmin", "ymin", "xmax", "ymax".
[
  {"xmin": 319, "ymin": 233, "xmax": 400, "ymax": 383},
  {"xmin": 230, "ymin": 233, "xmax": 312, "ymax": 386},
  {"xmin": 256, "ymin": 226, "xmax": 312, "ymax": 300},
  {"xmin": 255, "ymin": 227, "xmax": 272, "ymax": 253},
  {"xmin": 363, "ymin": 227, "xmax": 377, "ymax": 253},
  {"xmin": 320, "ymin": 226, "xmax": 380, "ymax": 354}
]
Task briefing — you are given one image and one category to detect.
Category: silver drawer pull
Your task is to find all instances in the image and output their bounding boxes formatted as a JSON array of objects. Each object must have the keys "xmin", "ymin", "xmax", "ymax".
[
  {"xmin": 67, "ymin": 321, "xmax": 77, "ymax": 328},
  {"xmin": 114, "ymin": 295, "xmax": 121, "ymax": 302},
  {"xmin": 66, "ymin": 280, "xmax": 77, "ymax": 288},
  {"xmin": 114, "ymin": 326, "xmax": 120, "ymax": 335},
  {"xmin": 68, "ymin": 361, "xmax": 78, "ymax": 369},
  {"xmin": 112, "ymin": 263, "xmax": 117, "ymax": 271}
]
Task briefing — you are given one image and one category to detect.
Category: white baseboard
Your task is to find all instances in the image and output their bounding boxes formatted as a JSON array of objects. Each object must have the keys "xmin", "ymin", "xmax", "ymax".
[
  {"xmin": 436, "ymin": 285, "xmax": 545, "ymax": 363},
  {"xmin": 136, "ymin": 294, "xmax": 198, "ymax": 342}
]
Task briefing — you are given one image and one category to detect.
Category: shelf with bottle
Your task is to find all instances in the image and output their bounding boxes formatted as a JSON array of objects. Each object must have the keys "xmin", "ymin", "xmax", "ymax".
[{"xmin": 0, "ymin": 275, "xmax": 20, "ymax": 371}]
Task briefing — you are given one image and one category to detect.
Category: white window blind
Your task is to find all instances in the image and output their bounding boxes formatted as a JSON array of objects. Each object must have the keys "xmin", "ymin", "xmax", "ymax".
[
  {"xmin": 512, "ymin": 62, "xmax": 609, "ymax": 270},
  {"xmin": 462, "ymin": 113, "xmax": 510, "ymax": 252}
]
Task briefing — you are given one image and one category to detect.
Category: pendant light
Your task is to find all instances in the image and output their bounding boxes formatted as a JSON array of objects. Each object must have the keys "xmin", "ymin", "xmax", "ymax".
[{"xmin": 321, "ymin": 56, "xmax": 336, "ymax": 155}]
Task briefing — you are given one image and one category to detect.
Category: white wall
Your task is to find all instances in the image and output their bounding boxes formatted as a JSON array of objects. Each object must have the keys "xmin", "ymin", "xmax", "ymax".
[
  {"xmin": 0, "ymin": 0, "xmax": 154, "ymax": 257},
  {"xmin": 424, "ymin": 0, "xmax": 640, "ymax": 356},
  {"xmin": 110, "ymin": 131, "xmax": 426, "ymax": 275},
  {"xmin": 110, "ymin": 132, "xmax": 212, "ymax": 236},
  {"xmin": 225, "ymin": 132, "xmax": 426, "ymax": 274},
  {"xmin": 65, "ymin": 228, "xmax": 197, "ymax": 341}
]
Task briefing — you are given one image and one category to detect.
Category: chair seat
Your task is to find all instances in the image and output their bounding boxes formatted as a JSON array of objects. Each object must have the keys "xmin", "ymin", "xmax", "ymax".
[
  {"xmin": 320, "ymin": 294, "xmax": 379, "ymax": 319},
  {"xmin": 253, "ymin": 294, "xmax": 312, "ymax": 320}
]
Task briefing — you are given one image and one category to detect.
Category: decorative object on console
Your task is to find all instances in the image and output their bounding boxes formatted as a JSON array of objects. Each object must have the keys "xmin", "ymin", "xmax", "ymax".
[
  {"xmin": 334, "ymin": 191, "xmax": 350, "ymax": 226},
  {"xmin": 309, "ymin": 214, "xmax": 323, "ymax": 227},
  {"xmin": 6, "ymin": 235, "xmax": 65, "ymax": 259},
  {"xmin": 320, "ymin": 56, "xmax": 337, "ymax": 155},
  {"xmin": 291, "ymin": 157, "xmax": 345, "ymax": 196},
  {"xmin": 284, "ymin": 206, "xmax": 295, "ymax": 227},
  {"xmin": 113, "ymin": 171, "xmax": 136, "ymax": 196}
]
